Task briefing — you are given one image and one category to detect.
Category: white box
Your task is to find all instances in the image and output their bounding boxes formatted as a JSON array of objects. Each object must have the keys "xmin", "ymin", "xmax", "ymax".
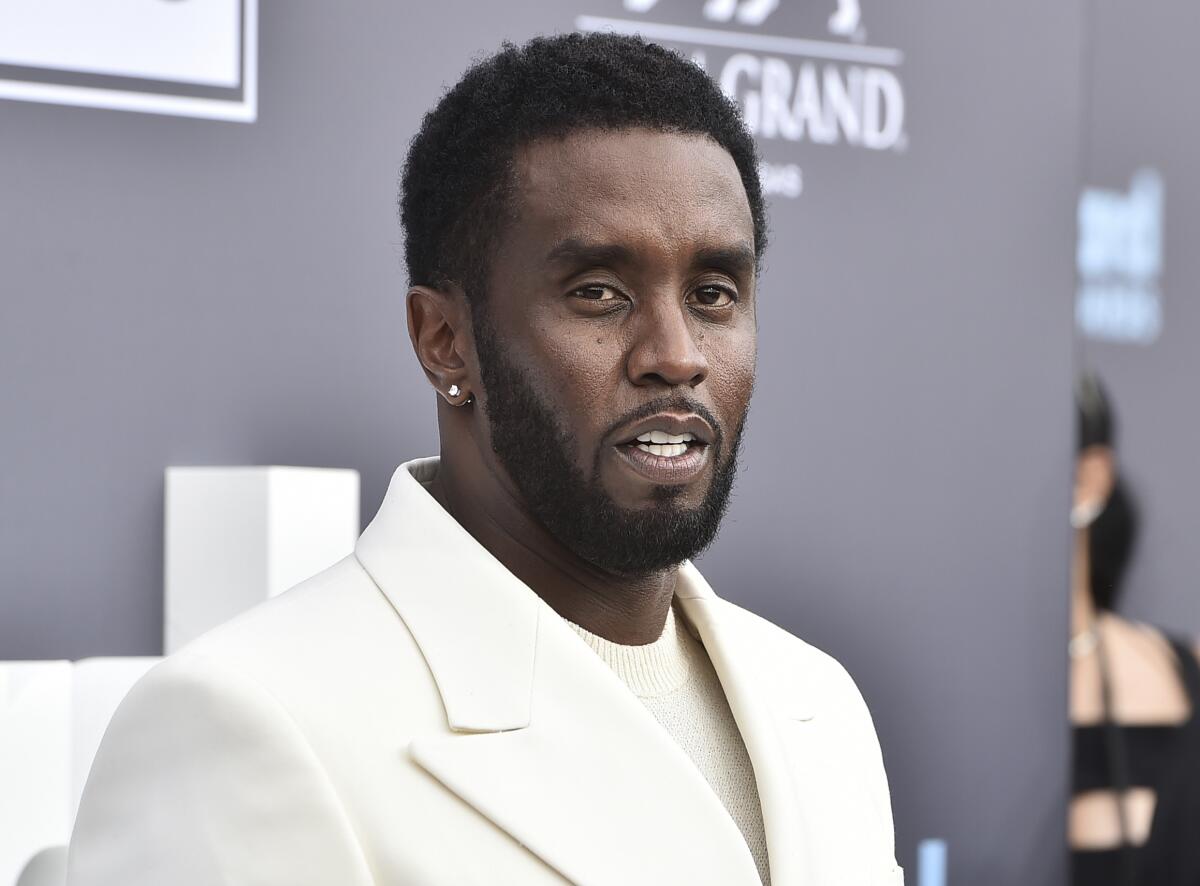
[
  {"xmin": 164, "ymin": 467, "xmax": 360, "ymax": 654},
  {"xmin": 0, "ymin": 0, "xmax": 241, "ymax": 86},
  {"xmin": 0, "ymin": 662, "xmax": 71, "ymax": 886}
]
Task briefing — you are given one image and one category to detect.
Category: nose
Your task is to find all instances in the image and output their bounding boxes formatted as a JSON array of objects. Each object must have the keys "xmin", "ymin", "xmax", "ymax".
[{"xmin": 626, "ymin": 299, "xmax": 709, "ymax": 389}]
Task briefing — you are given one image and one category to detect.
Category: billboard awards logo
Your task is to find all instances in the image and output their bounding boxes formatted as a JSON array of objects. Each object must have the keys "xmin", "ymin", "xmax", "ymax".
[
  {"xmin": 577, "ymin": 0, "xmax": 907, "ymax": 198},
  {"xmin": 1076, "ymin": 169, "xmax": 1165, "ymax": 344}
]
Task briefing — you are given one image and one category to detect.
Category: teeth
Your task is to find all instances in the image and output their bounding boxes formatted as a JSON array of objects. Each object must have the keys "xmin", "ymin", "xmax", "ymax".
[
  {"xmin": 635, "ymin": 430, "xmax": 695, "ymax": 444},
  {"xmin": 636, "ymin": 442, "xmax": 689, "ymax": 457}
]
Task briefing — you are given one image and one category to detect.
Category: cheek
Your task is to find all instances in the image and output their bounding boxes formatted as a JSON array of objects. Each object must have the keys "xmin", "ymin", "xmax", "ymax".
[
  {"xmin": 538, "ymin": 329, "xmax": 618, "ymax": 399},
  {"xmin": 530, "ymin": 328, "xmax": 626, "ymax": 453},
  {"xmin": 706, "ymin": 329, "xmax": 758, "ymax": 418}
]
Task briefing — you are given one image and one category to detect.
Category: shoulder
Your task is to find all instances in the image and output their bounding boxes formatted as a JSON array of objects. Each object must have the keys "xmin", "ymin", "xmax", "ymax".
[
  {"xmin": 1101, "ymin": 612, "xmax": 1193, "ymax": 673},
  {"xmin": 98, "ymin": 553, "xmax": 390, "ymax": 764},
  {"xmin": 1092, "ymin": 613, "xmax": 1194, "ymax": 722},
  {"xmin": 70, "ymin": 645, "xmax": 376, "ymax": 885},
  {"xmin": 176, "ymin": 554, "xmax": 421, "ymax": 691},
  {"xmin": 133, "ymin": 553, "xmax": 441, "ymax": 745},
  {"xmin": 182, "ymin": 554, "xmax": 384, "ymax": 658},
  {"xmin": 69, "ymin": 557, "xmax": 415, "ymax": 883}
]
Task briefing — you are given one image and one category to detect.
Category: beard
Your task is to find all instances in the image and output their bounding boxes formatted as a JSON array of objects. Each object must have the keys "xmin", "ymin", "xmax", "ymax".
[{"xmin": 473, "ymin": 313, "xmax": 745, "ymax": 579}]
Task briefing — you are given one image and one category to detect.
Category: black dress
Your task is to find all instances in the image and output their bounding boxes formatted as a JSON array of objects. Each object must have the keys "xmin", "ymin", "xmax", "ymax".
[{"xmin": 1071, "ymin": 635, "xmax": 1200, "ymax": 886}]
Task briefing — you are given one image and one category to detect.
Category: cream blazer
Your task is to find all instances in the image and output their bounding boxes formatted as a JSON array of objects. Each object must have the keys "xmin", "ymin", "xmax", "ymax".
[{"xmin": 67, "ymin": 458, "xmax": 903, "ymax": 886}]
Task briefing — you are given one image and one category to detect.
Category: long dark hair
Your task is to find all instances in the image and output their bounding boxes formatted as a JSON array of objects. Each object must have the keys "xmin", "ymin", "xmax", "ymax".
[{"xmin": 1076, "ymin": 374, "xmax": 1140, "ymax": 612}]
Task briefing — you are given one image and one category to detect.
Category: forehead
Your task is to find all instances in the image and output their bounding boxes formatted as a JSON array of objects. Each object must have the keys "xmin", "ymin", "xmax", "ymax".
[{"xmin": 508, "ymin": 129, "xmax": 754, "ymax": 257}]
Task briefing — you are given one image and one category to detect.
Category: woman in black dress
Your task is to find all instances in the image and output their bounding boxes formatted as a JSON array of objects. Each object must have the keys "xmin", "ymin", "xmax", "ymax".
[{"xmin": 1069, "ymin": 375, "xmax": 1200, "ymax": 886}]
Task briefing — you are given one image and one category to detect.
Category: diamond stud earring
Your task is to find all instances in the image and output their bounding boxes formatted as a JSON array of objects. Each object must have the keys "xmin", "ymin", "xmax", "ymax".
[{"xmin": 446, "ymin": 384, "xmax": 473, "ymax": 406}]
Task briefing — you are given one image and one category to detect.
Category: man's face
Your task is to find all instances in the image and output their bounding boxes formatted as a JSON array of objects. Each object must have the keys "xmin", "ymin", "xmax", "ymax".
[{"xmin": 472, "ymin": 128, "xmax": 758, "ymax": 577}]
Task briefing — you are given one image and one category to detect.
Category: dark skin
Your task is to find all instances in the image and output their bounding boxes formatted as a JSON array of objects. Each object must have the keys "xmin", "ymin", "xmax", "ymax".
[{"xmin": 407, "ymin": 129, "xmax": 758, "ymax": 644}]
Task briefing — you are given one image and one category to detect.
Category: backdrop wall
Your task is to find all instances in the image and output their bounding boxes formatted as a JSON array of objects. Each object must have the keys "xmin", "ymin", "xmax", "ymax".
[
  {"xmin": 1076, "ymin": 0, "xmax": 1200, "ymax": 638},
  {"xmin": 0, "ymin": 2, "xmax": 1082, "ymax": 882}
]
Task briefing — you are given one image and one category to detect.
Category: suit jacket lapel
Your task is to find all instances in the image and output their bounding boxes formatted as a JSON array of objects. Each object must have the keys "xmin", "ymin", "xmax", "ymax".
[
  {"xmin": 675, "ymin": 563, "xmax": 817, "ymax": 885},
  {"xmin": 355, "ymin": 457, "xmax": 538, "ymax": 733},
  {"xmin": 677, "ymin": 564, "xmax": 894, "ymax": 886},
  {"xmin": 356, "ymin": 460, "xmax": 761, "ymax": 886},
  {"xmin": 409, "ymin": 609, "xmax": 762, "ymax": 886}
]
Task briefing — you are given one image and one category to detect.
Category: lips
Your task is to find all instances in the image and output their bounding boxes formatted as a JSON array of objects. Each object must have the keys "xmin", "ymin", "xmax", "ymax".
[
  {"xmin": 615, "ymin": 438, "xmax": 710, "ymax": 485},
  {"xmin": 610, "ymin": 411, "xmax": 715, "ymax": 486}
]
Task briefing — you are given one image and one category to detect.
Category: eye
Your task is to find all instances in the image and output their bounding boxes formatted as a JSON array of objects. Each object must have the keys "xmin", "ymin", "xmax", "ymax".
[
  {"xmin": 689, "ymin": 285, "xmax": 737, "ymax": 308},
  {"xmin": 571, "ymin": 284, "xmax": 625, "ymax": 303}
]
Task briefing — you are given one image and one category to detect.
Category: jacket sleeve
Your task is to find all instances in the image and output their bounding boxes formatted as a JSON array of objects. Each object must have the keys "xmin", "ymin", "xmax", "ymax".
[{"xmin": 67, "ymin": 651, "xmax": 376, "ymax": 886}]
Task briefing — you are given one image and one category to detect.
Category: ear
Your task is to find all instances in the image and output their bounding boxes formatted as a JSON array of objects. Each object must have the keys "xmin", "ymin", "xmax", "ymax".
[{"xmin": 406, "ymin": 284, "xmax": 475, "ymax": 405}]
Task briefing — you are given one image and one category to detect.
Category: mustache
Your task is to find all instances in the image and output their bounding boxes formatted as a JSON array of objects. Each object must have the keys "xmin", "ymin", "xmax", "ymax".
[{"xmin": 605, "ymin": 395, "xmax": 725, "ymax": 450}]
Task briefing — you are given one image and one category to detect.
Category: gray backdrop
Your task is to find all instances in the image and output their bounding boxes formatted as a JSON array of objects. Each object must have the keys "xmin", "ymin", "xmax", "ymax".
[
  {"xmin": 1077, "ymin": 0, "xmax": 1200, "ymax": 637},
  {"xmin": 1, "ymin": 2, "xmax": 1082, "ymax": 882}
]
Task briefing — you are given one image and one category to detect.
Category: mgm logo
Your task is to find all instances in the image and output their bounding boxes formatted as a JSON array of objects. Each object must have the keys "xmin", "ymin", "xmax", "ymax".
[{"xmin": 607, "ymin": 0, "xmax": 905, "ymax": 154}]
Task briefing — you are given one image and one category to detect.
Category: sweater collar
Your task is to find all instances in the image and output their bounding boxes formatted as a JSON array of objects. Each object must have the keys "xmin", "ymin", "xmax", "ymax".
[{"xmin": 565, "ymin": 603, "xmax": 696, "ymax": 697}]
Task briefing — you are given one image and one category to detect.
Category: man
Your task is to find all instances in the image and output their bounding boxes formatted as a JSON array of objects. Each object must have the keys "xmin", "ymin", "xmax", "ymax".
[{"xmin": 68, "ymin": 33, "xmax": 900, "ymax": 886}]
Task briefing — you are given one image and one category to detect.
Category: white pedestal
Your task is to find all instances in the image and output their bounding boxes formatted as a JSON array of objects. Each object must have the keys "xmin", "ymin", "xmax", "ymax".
[
  {"xmin": 164, "ymin": 466, "xmax": 359, "ymax": 654},
  {"xmin": 0, "ymin": 662, "xmax": 71, "ymax": 886},
  {"xmin": 1, "ymin": 658, "xmax": 162, "ymax": 886}
]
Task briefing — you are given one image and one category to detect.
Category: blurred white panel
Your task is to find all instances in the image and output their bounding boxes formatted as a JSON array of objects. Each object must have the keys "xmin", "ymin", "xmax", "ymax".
[
  {"xmin": 0, "ymin": 0, "xmax": 240, "ymax": 86},
  {"xmin": 165, "ymin": 467, "xmax": 359, "ymax": 654},
  {"xmin": 0, "ymin": 0, "xmax": 256, "ymax": 122},
  {"xmin": 68, "ymin": 657, "xmax": 160, "ymax": 822},
  {"xmin": 0, "ymin": 662, "xmax": 71, "ymax": 886},
  {"xmin": 265, "ymin": 468, "xmax": 361, "ymax": 598}
]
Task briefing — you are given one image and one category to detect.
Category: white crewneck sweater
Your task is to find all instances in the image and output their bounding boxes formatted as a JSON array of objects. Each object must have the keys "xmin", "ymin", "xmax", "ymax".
[{"xmin": 566, "ymin": 603, "xmax": 770, "ymax": 885}]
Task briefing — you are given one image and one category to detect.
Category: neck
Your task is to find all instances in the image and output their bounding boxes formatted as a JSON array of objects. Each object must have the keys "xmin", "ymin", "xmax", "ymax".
[
  {"xmin": 1071, "ymin": 527, "xmax": 1097, "ymax": 637},
  {"xmin": 430, "ymin": 427, "xmax": 677, "ymax": 645}
]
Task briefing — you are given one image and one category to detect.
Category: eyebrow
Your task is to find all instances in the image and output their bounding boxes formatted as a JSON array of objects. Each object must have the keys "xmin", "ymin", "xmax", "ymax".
[
  {"xmin": 545, "ymin": 238, "xmax": 757, "ymax": 277},
  {"xmin": 545, "ymin": 239, "xmax": 636, "ymax": 268},
  {"xmin": 692, "ymin": 244, "xmax": 757, "ymax": 278}
]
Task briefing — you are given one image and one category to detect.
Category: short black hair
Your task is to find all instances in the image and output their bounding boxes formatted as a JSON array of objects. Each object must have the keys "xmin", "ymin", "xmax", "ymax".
[{"xmin": 400, "ymin": 32, "xmax": 766, "ymax": 301}]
